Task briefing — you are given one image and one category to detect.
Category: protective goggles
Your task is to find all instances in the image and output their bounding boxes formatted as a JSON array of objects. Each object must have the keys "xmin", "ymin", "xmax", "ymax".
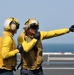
[{"xmin": 30, "ymin": 23, "xmax": 39, "ymax": 30}]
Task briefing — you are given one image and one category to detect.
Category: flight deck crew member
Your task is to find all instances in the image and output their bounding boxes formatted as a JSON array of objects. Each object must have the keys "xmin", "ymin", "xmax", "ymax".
[
  {"xmin": 0, "ymin": 17, "xmax": 20, "ymax": 75},
  {"xmin": 17, "ymin": 18, "xmax": 74, "ymax": 75}
]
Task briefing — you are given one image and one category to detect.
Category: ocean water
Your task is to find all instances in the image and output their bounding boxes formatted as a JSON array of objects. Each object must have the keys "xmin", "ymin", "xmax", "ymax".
[{"xmin": 43, "ymin": 43, "xmax": 74, "ymax": 52}]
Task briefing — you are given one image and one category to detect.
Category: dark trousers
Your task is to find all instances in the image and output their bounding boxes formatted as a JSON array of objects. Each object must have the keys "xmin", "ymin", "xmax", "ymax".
[
  {"xmin": 0, "ymin": 69, "xmax": 13, "ymax": 75},
  {"xmin": 20, "ymin": 66, "xmax": 44, "ymax": 75}
]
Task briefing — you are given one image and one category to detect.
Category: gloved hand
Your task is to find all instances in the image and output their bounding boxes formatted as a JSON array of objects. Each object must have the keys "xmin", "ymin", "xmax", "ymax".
[
  {"xmin": 69, "ymin": 25, "xmax": 74, "ymax": 32},
  {"xmin": 17, "ymin": 44, "xmax": 23, "ymax": 53},
  {"xmin": 33, "ymin": 32, "xmax": 40, "ymax": 40}
]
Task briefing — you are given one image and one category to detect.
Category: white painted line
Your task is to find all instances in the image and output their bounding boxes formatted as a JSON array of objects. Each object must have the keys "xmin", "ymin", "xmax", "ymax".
[
  {"xmin": 43, "ymin": 67, "xmax": 74, "ymax": 69},
  {"xmin": 18, "ymin": 67, "xmax": 74, "ymax": 70}
]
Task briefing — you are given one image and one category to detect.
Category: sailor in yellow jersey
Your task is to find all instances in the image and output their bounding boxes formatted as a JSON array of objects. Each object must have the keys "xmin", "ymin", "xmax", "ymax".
[
  {"xmin": 0, "ymin": 17, "xmax": 20, "ymax": 75},
  {"xmin": 17, "ymin": 18, "xmax": 74, "ymax": 75}
]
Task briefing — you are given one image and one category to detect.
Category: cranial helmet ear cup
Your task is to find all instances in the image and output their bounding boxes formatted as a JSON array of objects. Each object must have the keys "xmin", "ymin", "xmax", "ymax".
[
  {"xmin": 4, "ymin": 19, "xmax": 11, "ymax": 30},
  {"xmin": 4, "ymin": 17, "xmax": 20, "ymax": 31},
  {"xmin": 10, "ymin": 24, "xmax": 17, "ymax": 30}
]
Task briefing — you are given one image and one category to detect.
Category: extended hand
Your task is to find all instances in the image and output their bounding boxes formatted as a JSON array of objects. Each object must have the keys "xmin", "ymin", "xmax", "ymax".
[
  {"xmin": 17, "ymin": 44, "xmax": 23, "ymax": 53},
  {"xmin": 69, "ymin": 25, "xmax": 74, "ymax": 32}
]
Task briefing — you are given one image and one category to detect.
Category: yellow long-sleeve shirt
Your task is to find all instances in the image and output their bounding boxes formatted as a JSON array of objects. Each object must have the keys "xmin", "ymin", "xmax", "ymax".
[{"xmin": 0, "ymin": 31, "xmax": 19, "ymax": 70}]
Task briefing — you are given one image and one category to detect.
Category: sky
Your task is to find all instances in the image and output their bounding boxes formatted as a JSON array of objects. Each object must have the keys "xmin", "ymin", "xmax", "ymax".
[{"xmin": 0, "ymin": 0, "xmax": 74, "ymax": 44}]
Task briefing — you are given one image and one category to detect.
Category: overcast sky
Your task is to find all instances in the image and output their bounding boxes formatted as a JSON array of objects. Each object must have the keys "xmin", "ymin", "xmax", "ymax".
[{"xmin": 0, "ymin": 0, "xmax": 74, "ymax": 44}]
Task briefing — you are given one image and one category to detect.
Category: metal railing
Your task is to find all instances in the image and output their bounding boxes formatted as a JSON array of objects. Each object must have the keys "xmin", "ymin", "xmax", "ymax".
[
  {"xmin": 43, "ymin": 52, "xmax": 74, "ymax": 65},
  {"xmin": 17, "ymin": 52, "xmax": 74, "ymax": 65}
]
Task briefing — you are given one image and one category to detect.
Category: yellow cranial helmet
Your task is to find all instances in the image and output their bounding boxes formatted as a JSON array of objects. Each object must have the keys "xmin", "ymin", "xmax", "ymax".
[
  {"xmin": 4, "ymin": 17, "xmax": 20, "ymax": 31},
  {"xmin": 24, "ymin": 18, "xmax": 39, "ymax": 30}
]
